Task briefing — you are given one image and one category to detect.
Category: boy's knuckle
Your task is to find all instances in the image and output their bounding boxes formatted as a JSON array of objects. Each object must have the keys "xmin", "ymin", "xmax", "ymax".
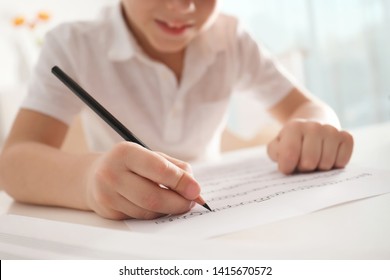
[
  {"xmin": 305, "ymin": 122, "xmax": 322, "ymax": 134},
  {"xmin": 341, "ymin": 131, "xmax": 354, "ymax": 145},
  {"xmin": 113, "ymin": 141, "xmax": 128, "ymax": 154},
  {"xmin": 156, "ymin": 160, "xmax": 171, "ymax": 174},
  {"xmin": 153, "ymin": 160, "xmax": 170, "ymax": 179},
  {"xmin": 324, "ymin": 124, "xmax": 338, "ymax": 134},
  {"xmin": 154, "ymin": 160, "xmax": 178, "ymax": 184},
  {"xmin": 287, "ymin": 120, "xmax": 301, "ymax": 130},
  {"xmin": 179, "ymin": 162, "xmax": 192, "ymax": 173},
  {"xmin": 113, "ymin": 142, "xmax": 136, "ymax": 157}
]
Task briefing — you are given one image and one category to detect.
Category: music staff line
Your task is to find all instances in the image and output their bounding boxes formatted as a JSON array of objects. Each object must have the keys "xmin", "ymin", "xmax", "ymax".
[
  {"xmin": 154, "ymin": 172, "xmax": 372, "ymax": 225},
  {"xmin": 202, "ymin": 169, "xmax": 346, "ymax": 196}
]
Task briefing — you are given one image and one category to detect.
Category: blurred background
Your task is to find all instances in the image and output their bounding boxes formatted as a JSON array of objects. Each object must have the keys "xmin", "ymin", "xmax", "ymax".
[{"xmin": 1, "ymin": 0, "xmax": 389, "ymax": 146}]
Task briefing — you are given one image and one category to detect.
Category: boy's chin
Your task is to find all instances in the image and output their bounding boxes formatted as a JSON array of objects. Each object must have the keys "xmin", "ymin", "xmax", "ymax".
[
  {"xmin": 157, "ymin": 47, "xmax": 186, "ymax": 54},
  {"xmin": 151, "ymin": 40, "xmax": 190, "ymax": 54}
]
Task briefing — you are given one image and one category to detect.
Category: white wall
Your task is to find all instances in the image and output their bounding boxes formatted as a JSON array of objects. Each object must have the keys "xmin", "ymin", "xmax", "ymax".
[
  {"xmin": 0, "ymin": 0, "xmax": 118, "ymax": 144},
  {"xmin": 221, "ymin": 0, "xmax": 390, "ymax": 129},
  {"xmin": 0, "ymin": 0, "xmax": 118, "ymax": 87}
]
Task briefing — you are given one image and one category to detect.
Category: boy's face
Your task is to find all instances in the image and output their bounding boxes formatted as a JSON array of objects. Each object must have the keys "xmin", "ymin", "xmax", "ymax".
[{"xmin": 121, "ymin": 0, "xmax": 219, "ymax": 54}]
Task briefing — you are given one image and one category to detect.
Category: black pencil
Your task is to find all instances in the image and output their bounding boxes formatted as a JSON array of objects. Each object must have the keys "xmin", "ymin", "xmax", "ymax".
[{"xmin": 51, "ymin": 65, "xmax": 212, "ymax": 212}]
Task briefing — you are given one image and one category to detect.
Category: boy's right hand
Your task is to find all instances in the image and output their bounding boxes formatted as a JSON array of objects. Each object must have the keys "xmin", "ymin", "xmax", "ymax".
[{"xmin": 85, "ymin": 142, "xmax": 200, "ymax": 220}]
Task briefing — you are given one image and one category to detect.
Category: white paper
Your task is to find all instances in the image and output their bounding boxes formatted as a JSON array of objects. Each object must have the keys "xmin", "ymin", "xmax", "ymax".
[{"xmin": 126, "ymin": 149, "xmax": 390, "ymax": 238}]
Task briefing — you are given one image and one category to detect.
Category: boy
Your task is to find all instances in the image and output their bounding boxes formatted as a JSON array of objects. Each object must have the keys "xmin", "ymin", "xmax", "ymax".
[{"xmin": 0, "ymin": 0, "xmax": 353, "ymax": 220}]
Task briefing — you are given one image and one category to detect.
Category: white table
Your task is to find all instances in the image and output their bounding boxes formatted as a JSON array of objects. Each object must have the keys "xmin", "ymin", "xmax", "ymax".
[{"xmin": 1, "ymin": 122, "xmax": 389, "ymax": 259}]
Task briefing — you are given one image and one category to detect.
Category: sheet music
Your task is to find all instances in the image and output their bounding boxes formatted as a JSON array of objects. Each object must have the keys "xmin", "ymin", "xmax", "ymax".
[{"xmin": 126, "ymin": 149, "xmax": 390, "ymax": 238}]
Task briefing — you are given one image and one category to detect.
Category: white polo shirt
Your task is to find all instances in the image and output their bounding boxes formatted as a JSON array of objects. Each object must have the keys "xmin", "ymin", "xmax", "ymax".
[{"xmin": 22, "ymin": 3, "xmax": 294, "ymax": 161}]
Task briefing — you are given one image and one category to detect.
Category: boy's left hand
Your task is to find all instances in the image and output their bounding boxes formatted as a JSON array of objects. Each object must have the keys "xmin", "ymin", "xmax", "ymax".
[{"xmin": 267, "ymin": 119, "xmax": 354, "ymax": 174}]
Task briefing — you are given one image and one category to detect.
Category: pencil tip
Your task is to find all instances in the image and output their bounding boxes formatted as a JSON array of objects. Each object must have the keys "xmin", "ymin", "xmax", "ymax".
[{"xmin": 202, "ymin": 203, "xmax": 212, "ymax": 212}]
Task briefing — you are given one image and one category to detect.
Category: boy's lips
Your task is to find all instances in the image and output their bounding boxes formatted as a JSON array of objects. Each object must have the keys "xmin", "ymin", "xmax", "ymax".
[{"xmin": 155, "ymin": 19, "xmax": 194, "ymax": 35}]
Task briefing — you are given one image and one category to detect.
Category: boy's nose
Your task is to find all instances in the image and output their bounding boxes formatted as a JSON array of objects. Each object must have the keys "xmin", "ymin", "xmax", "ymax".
[{"xmin": 165, "ymin": 0, "xmax": 195, "ymax": 13}]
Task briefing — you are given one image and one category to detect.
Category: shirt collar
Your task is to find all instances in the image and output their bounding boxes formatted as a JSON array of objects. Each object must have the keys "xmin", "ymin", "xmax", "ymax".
[
  {"xmin": 107, "ymin": 3, "xmax": 140, "ymax": 61},
  {"xmin": 192, "ymin": 15, "xmax": 226, "ymax": 55}
]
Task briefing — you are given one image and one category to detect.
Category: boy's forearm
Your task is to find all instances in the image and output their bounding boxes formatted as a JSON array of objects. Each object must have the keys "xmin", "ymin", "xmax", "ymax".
[
  {"xmin": 288, "ymin": 100, "xmax": 341, "ymax": 129},
  {"xmin": 269, "ymin": 88, "xmax": 341, "ymax": 129},
  {"xmin": 0, "ymin": 142, "xmax": 98, "ymax": 210}
]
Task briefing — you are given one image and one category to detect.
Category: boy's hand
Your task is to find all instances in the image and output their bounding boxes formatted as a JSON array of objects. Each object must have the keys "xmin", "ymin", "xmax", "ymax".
[
  {"xmin": 85, "ymin": 142, "xmax": 200, "ymax": 220},
  {"xmin": 267, "ymin": 119, "xmax": 354, "ymax": 174}
]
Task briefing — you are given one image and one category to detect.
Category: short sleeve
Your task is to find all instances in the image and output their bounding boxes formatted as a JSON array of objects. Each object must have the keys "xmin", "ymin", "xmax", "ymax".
[
  {"xmin": 21, "ymin": 24, "xmax": 84, "ymax": 125},
  {"xmin": 233, "ymin": 26, "xmax": 295, "ymax": 109}
]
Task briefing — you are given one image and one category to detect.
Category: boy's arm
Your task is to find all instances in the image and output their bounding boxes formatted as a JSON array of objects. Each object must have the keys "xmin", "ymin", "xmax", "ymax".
[
  {"xmin": 0, "ymin": 109, "xmax": 93, "ymax": 209},
  {"xmin": 268, "ymin": 87, "xmax": 340, "ymax": 126},
  {"xmin": 0, "ymin": 109, "xmax": 200, "ymax": 220},
  {"xmin": 266, "ymin": 87, "xmax": 354, "ymax": 174}
]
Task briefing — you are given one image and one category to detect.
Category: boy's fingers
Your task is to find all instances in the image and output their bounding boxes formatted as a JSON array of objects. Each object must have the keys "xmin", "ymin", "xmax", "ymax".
[
  {"xmin": 297, "ymin": 132, "xmax": 322, "ymax": 172},
  {"xmin": 108, "ymin": 192, "xmax": 166, "ymax": 220},
  {"xmin": 268, "ymin": 123, "xmax": 353, "ymax": 174},
  {"xmin": 121, "ymin": 143, "xmax": 200, "ymax": 200},
  {"xmin": 318, "ymin": 137, "xmax": 339, "ymax": 170},
  {"xmin": 158, "ymin": 152, "xmax": 193, "ymax": 174},
  {"xmin": 267, "ymin": 138, "xmax": 279, "ymax": 162},
  {"xmin": 102, "ymin": 192, "xmax": 164, "ymax": 220},
  {"xmin": 117, "ymin": 172, "xmax": 194, "ymax": 215},
  {"xmin": 335, "ymin": 131, "xmax": 354, "ymax": 168},
  {"xmin": 277, "ymin": 129, "xmax": 302, "ymax": 174}
]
